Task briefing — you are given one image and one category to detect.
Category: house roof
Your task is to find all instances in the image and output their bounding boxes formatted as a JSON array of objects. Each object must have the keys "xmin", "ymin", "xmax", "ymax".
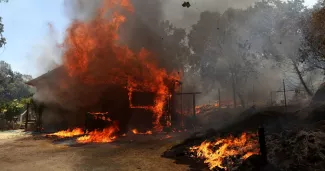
[{"xmin": 25, "ymin": 66, "xmax": 65, "ymax": 86}]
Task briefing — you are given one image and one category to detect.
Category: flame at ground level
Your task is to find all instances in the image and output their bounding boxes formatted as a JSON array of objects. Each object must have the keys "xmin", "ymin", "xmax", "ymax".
[
  {"xmin": 47, "ymin": 128, "xmax": 84, "ymax": 138},
  {"xmin": 46, "ymin": 123, "xmax": 119, "ymax": 144},
  {"xmin": 189, "ymin": 132, "xmax": 259, "ymax": 170},
  {"xmin": 77, "ymin": 122, "xmax": 119, "ymax": 143}
]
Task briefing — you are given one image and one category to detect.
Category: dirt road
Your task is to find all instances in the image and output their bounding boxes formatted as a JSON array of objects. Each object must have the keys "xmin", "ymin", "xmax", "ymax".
[{"xmin": 0, "ymin": 131, "xmax": 190, "ymax": 171}]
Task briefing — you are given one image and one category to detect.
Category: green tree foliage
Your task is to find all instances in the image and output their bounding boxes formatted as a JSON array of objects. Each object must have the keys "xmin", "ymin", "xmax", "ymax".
[
  {"xmin": 0, "ymin": 61, "xmax": 33, "ymax": 120},
  {"xmin": 0, "ymin": 0, "xmax": 8, "ymax": 48},
  {"xmin": 0, "ymin": 98, "xmax": 31, "ymax": 121}
]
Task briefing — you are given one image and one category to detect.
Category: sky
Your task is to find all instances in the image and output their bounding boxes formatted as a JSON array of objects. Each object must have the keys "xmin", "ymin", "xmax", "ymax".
[
  {"xmin": 0, "ymin": 0, "xmax": 69, "ymax": 77},
  {"xmin": 0, "ymin": 0, "xmax": 319, "ymax": 78}
]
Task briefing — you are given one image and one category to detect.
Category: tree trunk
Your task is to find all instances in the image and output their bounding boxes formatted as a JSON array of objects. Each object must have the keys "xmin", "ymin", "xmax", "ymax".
[
  {"xmin": 237, "ymin": 92, "xmax": 246, "ymax": 108},
  {"xmin": 292, "ymin": 61, "xmax": 313, "ymax": 97},
  {"xmin": 231, "ymin": 73, "xmax": 237, "ymax": 108}
]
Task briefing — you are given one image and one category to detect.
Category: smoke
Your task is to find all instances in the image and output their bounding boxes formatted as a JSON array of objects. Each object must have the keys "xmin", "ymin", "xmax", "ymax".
[
  {"xmin": 31, "ymin": 23, "xmax": 61, "ymax": 77},
  {"xmin": 181, "ymin": 1, "xmax": 318, "ymax": 106},
  {"xmin": 33, "ymin": 0, "xmax": 321, "ymax": 117},
  {"xmin": 162, "ymin": 0, "xmax": 259, "ymax": 28}
]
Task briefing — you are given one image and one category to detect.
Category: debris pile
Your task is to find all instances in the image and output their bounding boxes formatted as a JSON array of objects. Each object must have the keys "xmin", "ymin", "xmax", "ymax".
[
  {"xmin": 162, "ymin": 128, "xmax": 263, "ymax": 170},
  {"xmin": 189, "ymin": 132, "xmax": 259, "ymax": 170},
  {"xmin": 163, "ymin": 106, "xmax": 325, "ymax": 170},
  {"xmin": 267, "ymin": 128, "xmax": 325, "ymax": 170}
]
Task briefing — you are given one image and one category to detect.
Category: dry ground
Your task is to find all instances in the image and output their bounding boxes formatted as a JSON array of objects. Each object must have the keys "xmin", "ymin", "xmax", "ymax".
[{"xmin": 0, "ymin": 130, "xmax": 190, "ymax": 171}]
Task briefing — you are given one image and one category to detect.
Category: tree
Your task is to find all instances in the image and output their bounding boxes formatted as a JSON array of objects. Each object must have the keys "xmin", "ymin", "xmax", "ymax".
[
  {"xmin": 186, "ymin": 0, "xmax": 319, "ymax": 106},
  {"xmin": 0, "ymin": 98, "xmax": 30, "ymax": 121},
  {"xmin": 270, "ymin": 0, "xmax": 313, "ymax": 96},
  {"xmin": 301, "ymin": 1, "xmax": 325, "ymax": 71},
  {"xmin": 0, "ymin": 0, "xmax": 8, "ymax": 48},
  {"xmin": 0, "ymin": 61, "xmax": 33, "ymax": 120},
  {"xmin": 187, "ymin": 7, "xmax": 262, "ymax": 107}
]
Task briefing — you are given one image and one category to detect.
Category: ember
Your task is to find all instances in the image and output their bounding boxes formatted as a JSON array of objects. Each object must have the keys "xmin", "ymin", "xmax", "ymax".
[
  {"xmin": 89, "ymin": 112, "xmax": 109, "ymax": 115},
  {"xmin": 195, "ymin": 102, "xmax": 219, "ymax": 114},
  {"xmin": 189, "ymin": 132, "xmax": 259, "ymax": 170},
  {"xmin": 93, "ymin": 115, "xmax": 112, "ymax": 122},
  {"xmin": 160, "ymin": 134, "xmax": 172, "ymax": 140},
  {"xmin": 131, "ymin": 129, "xmax": 153, "ymax": 135}
]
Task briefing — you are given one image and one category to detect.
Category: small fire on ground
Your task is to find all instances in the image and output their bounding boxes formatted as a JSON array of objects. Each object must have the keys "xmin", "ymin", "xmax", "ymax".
[
  {"xmin": 77, "ymin": 122, "xmax": 119, "ymax": 143},
  {"xmin": 46, "ymin": 122, "xmax": 119, "ymax": 143},
  {"xmin": 189, "ymin": 132, "xmax": 259, "ymax": 170},
  {"xmin": 47, "ymin": 128, "xmax": 84, "ymax": 138},
  {"xmin": 46, "ymin": 127, "xmax": 177, "ymax": 144}
]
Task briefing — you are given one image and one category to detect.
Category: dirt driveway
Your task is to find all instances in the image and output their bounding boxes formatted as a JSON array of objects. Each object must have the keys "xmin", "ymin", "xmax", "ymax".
[{"xmin": 0, "ymin": 131, "xmax": 190, "ymax": 171}]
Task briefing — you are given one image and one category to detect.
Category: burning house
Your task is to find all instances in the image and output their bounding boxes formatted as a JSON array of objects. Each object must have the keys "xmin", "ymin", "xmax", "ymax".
[
  {"xmin": 25, "ymin": 0, "xmax": 183, "ymax": 138},
  {"xmin": 26, "ymin": 65, "xmax": 181, "ymax": 134}
]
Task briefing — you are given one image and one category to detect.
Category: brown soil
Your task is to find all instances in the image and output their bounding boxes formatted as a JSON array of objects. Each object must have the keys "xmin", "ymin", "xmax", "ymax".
[{"xmin": 0, "ymin": 132, "xmax": 190, "ymax": 171}]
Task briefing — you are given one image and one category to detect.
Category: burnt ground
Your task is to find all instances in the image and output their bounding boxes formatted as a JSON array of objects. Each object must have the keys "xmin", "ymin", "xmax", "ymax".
[
  {"xmin": 163, "ymin": 105, "xmax": 325, "ymax": 171},
  {"xmin": 0, "ymin": 131, "xmax": 191, "ymax": 171}
]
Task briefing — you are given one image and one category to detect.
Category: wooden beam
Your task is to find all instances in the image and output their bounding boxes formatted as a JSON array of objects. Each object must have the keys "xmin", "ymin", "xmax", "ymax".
[
  {"xmin": 283, "ymin": 79, "xmax": 287, "ymax": 112},
  {"xmin": 258, "ymin": 126, "xmax": 268, "ymax": 166},
  {"xmin": 25, "ymin": 103, "xmax": 29, "ymax": 131},
  {"xmin": 193, "ymin": 94, "xmax": 196, "ymax": 117},
  {"xmin": 218, "ymin": 88, "xmax": 221, "ymax": 110}
]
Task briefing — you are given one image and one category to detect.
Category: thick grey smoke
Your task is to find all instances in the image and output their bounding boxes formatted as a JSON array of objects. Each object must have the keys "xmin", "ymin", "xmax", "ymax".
[
  {"xmin": 162, "ymin": 0, "xmax": 259, "ymax": 28},
  {"xmin": 33, "ymin": 0, "xmax": 320, "ymax": 111}
]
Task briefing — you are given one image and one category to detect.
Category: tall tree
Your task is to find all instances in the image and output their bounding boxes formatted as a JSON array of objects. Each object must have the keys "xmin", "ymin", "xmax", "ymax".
[
  {"xmin": 302, "ymin": 1, "xmax": 325, "ymax": 71},
  {"xmin": 0, "ymin": 0, "xmax": 8, "ymax": 48},
  {"xmin": 0, "ymin": 61, "xmax": 33, "ymax": 105}
]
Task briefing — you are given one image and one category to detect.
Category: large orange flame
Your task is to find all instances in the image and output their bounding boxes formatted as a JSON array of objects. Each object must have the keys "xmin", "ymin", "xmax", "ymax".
[
  {"xmin": 77, "ymin": 122, "xmax": 119, "ymax": 143},
  {"xmin": 189, "ymin": 133, "xmax": 259, "ymax": 170},
  {"xmin": 61, "ymin": 0, "xmax": 180, "ymax": 132}
]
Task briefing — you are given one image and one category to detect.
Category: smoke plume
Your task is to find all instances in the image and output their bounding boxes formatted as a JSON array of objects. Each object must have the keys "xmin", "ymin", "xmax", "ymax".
[{"xmin": 33, "ymin": 0, "xmax": 319, "ymax": 113}]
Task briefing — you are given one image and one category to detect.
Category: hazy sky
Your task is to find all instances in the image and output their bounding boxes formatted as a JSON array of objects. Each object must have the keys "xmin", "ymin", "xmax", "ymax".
[{"xmin": 0, "ymin": 0, "xmax": 318, "ymax": 78}]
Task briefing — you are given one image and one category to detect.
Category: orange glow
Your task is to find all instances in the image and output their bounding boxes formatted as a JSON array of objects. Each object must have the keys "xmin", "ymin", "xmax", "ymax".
[
  {"xmin": 61, "ymin": 0, "xmax": 180, "ymax": 132},
  {"xmin": 195, "ymin": 101, "xmax": 219, "ymax": 114},
  {"xmin": 93, "ymin": 115, "xmax": 112, "ymax": 122},
  {"xmin": 77, "ymin": 122, "xmax": 119, "ymax": 143},
  {"xmin": 131, "ymin": 129, "xmax": 153, "ymax": 135},
  {"xmin": 160, "ymin": 134, "xmax": 172, "ymax": 140},
  {"xmin": 47, "ymin": 128, "xmax": 84, "ymax": 138},
  {"xmin": 189, "ymin": 133, "xmax": 259, "ymax": 170},
  {"xmin": 89, "ymin": 112, "xmax": 109, "ymax": 115}
]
